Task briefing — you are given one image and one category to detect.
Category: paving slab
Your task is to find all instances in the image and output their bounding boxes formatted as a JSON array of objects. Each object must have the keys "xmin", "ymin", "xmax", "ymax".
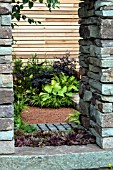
[{"xmin": 0, "ymin": 144, "xmax": 113, "ymax": 170}]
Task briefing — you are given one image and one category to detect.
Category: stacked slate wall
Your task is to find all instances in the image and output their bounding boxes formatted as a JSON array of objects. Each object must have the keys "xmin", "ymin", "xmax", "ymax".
[
  {"xmin": 0, "ymin": 0, "xmax": 14, "ymax": 153},
  {"xmin": 79, "ymin": 0, "xmax": 113, "ymax": 149}
]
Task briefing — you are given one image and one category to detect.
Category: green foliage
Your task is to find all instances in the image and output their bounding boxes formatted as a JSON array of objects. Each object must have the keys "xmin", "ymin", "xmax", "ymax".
[
  {"xmin": 14, "ymin": 92, "xmax": 37, "ymax": 133},
  {"xmin": 31, "ymin": 72, "xmax": 79, "ymax": 108},
  {"xmin": 66, "ymin": 111, "xmax": 80, "ymax": 125},
  {"xmin": 12, "ymin": 0, "xmax": 60, "ymax": 28},
  {"xmin": 13, "ymin": 55, "xmax": 79, "ymax": 108}
]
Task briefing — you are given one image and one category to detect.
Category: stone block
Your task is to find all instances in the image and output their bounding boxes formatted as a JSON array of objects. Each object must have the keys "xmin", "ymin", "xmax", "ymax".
[
  {"xmin": 0, "ymin": 63, "xmax": 12, "ymax": 73},
  {"xmin": 89, "ymin": 79, "xmax": 113, "ymax": 95},
  {"xmin": 90, "ymin": 45, "xmax": 113, "ymax": 57},
  {"xmin": 83, "ymin": 90, "xmax": 92, "ymax": 102},
  {"xmin": 89, "ymin": 57, "xmax": 113, "ymax": 68},
  {"xmin": 79, "ymin": 39, "xmax": 93, "ymax": 46},
  {"xmin": 0, "ymin": 88, "xmax": 13, "ymax": 104},
  {"xmin": 79, "ymin": 67, "xmax": 88, "ymax": 76},
  {"xmin": 1, "ymin": 15, "xmax": 11, "ymax": 25},
  {"xmin": 0, "ymin": 105, "xmax": 14, "ymax": 118},
  {"xmin": 89, "ymin": 64, "xmax": 100, "ymax": 73},
  {"xmin": 95, "ymin": 10, "xmax": 113, "ymax": 18},
  {"xmin": 0, "ymin": 26, "xmax": 11, "ymax": 39},
  {"xmin": 90, "ymin": 104, "xmax": 97, "ymax": 122},
  {"xmin": 80, "ymin": 115, "xmax": 90, "ymax": 129},
  {"xmin": 96, "ymin": 136, "xmax": 113, "ymax": 149},
  {"xmin": 0, "ymin": 55, "xmax": 12, "ymax": 64},
  {"xmin": 0, "ymin": 118, "xmax": 14, "ymax": 130},
  {"xmin": 79, "ymin": 82, "xmax": 85, "ymax": 98},
  {"xmin": 80, "ymin": 46, "xmax": 90, "ymax": 54},
  {"xmin": 0, "ymin": 74, "xmax": 13, "ymax": 87},
  {"xmin": 88, "ymin": 68, "xmax": 113, "ymax": 82},
  {"xmin": 95, "ymin": 93, "xmax": 113, "ymax": 103},
  {"xmin": 90, "ymin": 120, "xmax": 113, "ymax": 137},
  {"xmin": 0, "ymin": 39, "xmax": 12, "ymax": 46},
  {"xmin": 95, "ymin": 39, "xmax": 113, "ymax": 47},
  {"xmin": 94, "ymin": 1, "xmax": 113, "ymax": 11},
  {"xmin": 88, "ymin": 71, "xmax": 99, "ymax": 81},
  {"xmin": 96, "ymin": 100, "xmax": 112, "ymax": 113},
  {"xmin": 79, "ymin": 99, "xmax": 90, "ymax": 116},
  {"xmin": 0, "ymin": 140, "xmax": 14, "ymax": 154},
  {"xmin": 93, "ymin": 110, "xmax": 113, "ymax": 128},
  {"xmin": 0, "ymin": 130, "xmax": 13, "ymax": 140},
  {"xmin": 0, "ymin": 3, "xmax": 11, "ymax": 14},
  {"xmin": 80, "ymin": 25, "xmax": 100, "ymax": 39},
  {"xmin": 81, "ymin": 76, "xmax": 89, "ymax": 83},
  {"xmin": 0, "ymin": 47, "xmax": 12, "ymax": 55}
]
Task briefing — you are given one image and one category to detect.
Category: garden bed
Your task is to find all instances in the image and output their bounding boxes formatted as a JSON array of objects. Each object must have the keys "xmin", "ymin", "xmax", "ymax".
[{"xmin": 21, "ymin": 107, "xmax": 76, "ymax": 124}]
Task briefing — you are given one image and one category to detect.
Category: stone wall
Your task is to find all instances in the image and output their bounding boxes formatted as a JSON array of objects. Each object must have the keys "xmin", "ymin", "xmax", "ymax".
[
  {"xmin": 79, "ymin": 0, "xmax": 113, "ymax": 148},
  {"xmin": 0, "ymin": 0, "xmax": 14, "ymax": 153}
]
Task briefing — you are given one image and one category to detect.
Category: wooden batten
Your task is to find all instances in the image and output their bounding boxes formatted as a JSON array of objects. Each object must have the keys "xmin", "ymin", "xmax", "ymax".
[{"xmin": 12, "ymin": 0, "xmax": 80, "ymax": 62}]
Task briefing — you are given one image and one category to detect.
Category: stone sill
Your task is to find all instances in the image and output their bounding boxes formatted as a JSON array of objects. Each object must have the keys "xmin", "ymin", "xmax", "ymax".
[{"xmin": 0, "ymin": 144, "xmax": 113, "ymax": 170}]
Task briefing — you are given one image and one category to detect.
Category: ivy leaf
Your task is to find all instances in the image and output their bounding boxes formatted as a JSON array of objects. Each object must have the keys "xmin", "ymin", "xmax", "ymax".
[{"xmin": 29, "ymin": 1, "xmax": 34, "ymax": 9}]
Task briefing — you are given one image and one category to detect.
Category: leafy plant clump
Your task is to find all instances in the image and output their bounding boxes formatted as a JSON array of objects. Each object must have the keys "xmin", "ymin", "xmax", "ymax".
[
  {"xmin": 13, "ymin": 55, "xmax": 79, "ymax": 108},
  {"xmin": 15, "ymin": 128, "xmax": 96, "ymax": 147},
  {"xmin": 14, "ymin": 92, "xmax": 37, "ymax": 133},
  {"xmin": 13, "ymin": 55, "xmax": 79, "ymax": 131},
  {"xmin": 66, "ymin": 111, "xmax": 80, "ymax": 125}
]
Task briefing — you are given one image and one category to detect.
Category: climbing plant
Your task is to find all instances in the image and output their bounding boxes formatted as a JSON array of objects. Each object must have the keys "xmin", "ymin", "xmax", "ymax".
[{"xmin": 12, "ymin": 0, "xmax": 60, "ymax": 28}]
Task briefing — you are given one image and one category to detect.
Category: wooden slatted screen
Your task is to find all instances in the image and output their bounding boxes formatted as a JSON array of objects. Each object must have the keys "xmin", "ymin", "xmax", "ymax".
[{"xmin": 12, "ymin": 0, "xmax": 80, "ymax": 60}]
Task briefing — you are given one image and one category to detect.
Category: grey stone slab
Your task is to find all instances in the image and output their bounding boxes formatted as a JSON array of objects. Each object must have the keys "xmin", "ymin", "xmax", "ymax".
[
  {"xmin": 1, "ymin": 145, "xmax": 113, "ymax": 169},
  {"xmin": 96, "ymin": 10, "xmax": 113, "ymax": 18},
  {"xmin": 83, "ymin": 90, "xmax": 92, "ymax": 102},
  {"xmin": 0, "ymin": 105, "xmax": 14, "ymax": 118},
  {"xmin": 0, "ymin": 74, "xmax": 13, "ymax": 87},
  {"xmin": 37, "ymin": 124, "xmax": 49, "ymax": 131},
  {"xmin": 0, "ymin": 47, "xmax": 12, "ymax": 55},
  {"xmin": 0, "ymin": 88, "xmax": 14, "ymax": 104},
  {"xmin": 96, "ymin": 136, "xmax": 113, "ymax": 149},
  {"xmin": 52, "ymin": 123, "xmax": 66, "ymax": 131},
  {"xmin": 0, "ymin": 118, "xmax": 14, "ymax": 130},
  {"xmin": 96, "ymin": 100, "xmax": 112, "ymax": 113},
  {"xmin": 96, "ymin": 93, "xmax": 113, "ymax": 102},
  {"xmin": 89, "ymin": 57, "xmax": 113, "ymax": 68},
  {"xmin": 0, "ymin": 130, "xmax": 13, "ymax": 140},
  {"xmin": 1, "ymin": 15, "xmax": 11, "ymax": 25},
  {"xmin": 0, "ymin": 63, "xmax": 12, "ymax": 73},
  {"xmin": 0, "ymin": 3, "xmax": 12, "ymax": 14},
  {"xmin": 46, "ymin": 124, "xmax": 58, "ymax": 131},
  {"xmin": 0, "ymin": 140, "xmax": 14, "ymax": 154},
  {"xmin": 0, "ymin": 39, "xmax": 12, "ymax": 46},
  {"xmin": 89, "ymin": 79, "xmax": 113, "ymax": 95},
  {"xmin": 79, "ymin": 99, "xmax": 90, "ymax": 116}
]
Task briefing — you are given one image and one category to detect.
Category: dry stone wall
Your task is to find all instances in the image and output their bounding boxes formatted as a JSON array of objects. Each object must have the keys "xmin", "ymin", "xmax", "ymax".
[
  {"xmin": 79, "ymin": 0, "xmax": 113, "ymax": 149},
  {"xmin": 0, "ymin": 0, "xmax": 14, "ymax": 153}
]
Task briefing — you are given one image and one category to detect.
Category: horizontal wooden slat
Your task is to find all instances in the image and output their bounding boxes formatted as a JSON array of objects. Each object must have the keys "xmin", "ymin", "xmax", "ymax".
[
  {"xmin": 13, "ymin": 22, "xmax": 79, "ymax": 26},
  {"xmin": 13, "ymin": 44, "xmax": 79, "ymax": 48},
  {"xmin": 13, "ymin": 32, "xmax": 80, "ymax": 37},
  {"xmin": 14, "ymin": 37, "xmax": 80, "ymax": 41},
  {"xmin": 13, "ymin": 40, "xmax": 79, "ymax": 45},
  {"xmin": 13, "ymin": 26, "xmax": 80, "ymax": 30},
  {"xmin": 12, "ymin": 0, "xmax": 80, "ymax": 60}
]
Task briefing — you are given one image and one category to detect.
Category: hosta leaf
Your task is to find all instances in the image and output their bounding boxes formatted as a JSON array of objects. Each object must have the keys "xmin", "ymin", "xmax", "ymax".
[
  {"xmin": 69, "ymin": 76, "xmax": 75, "ymax": 81},
  {"xmin": 65, "ymin": 92, "xmax": 72, "ymax": 97},
  {"xmin": 51, "ymin": 79, "xmax": 57, "ymax": 86},
  {"xmin": 68, "ymin": 85, "xmax": 78, "ymax": 91},
  {"xmin": 43, "ymin": 84, "xmax": 52, "ymax": 93},
  {"xmin": 52, "ymin": 84, "xmax": 61, "ymax": 93},
  {"xmin": 58, "ymin": 86, "xmax": 67, "ymax": 96}
]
